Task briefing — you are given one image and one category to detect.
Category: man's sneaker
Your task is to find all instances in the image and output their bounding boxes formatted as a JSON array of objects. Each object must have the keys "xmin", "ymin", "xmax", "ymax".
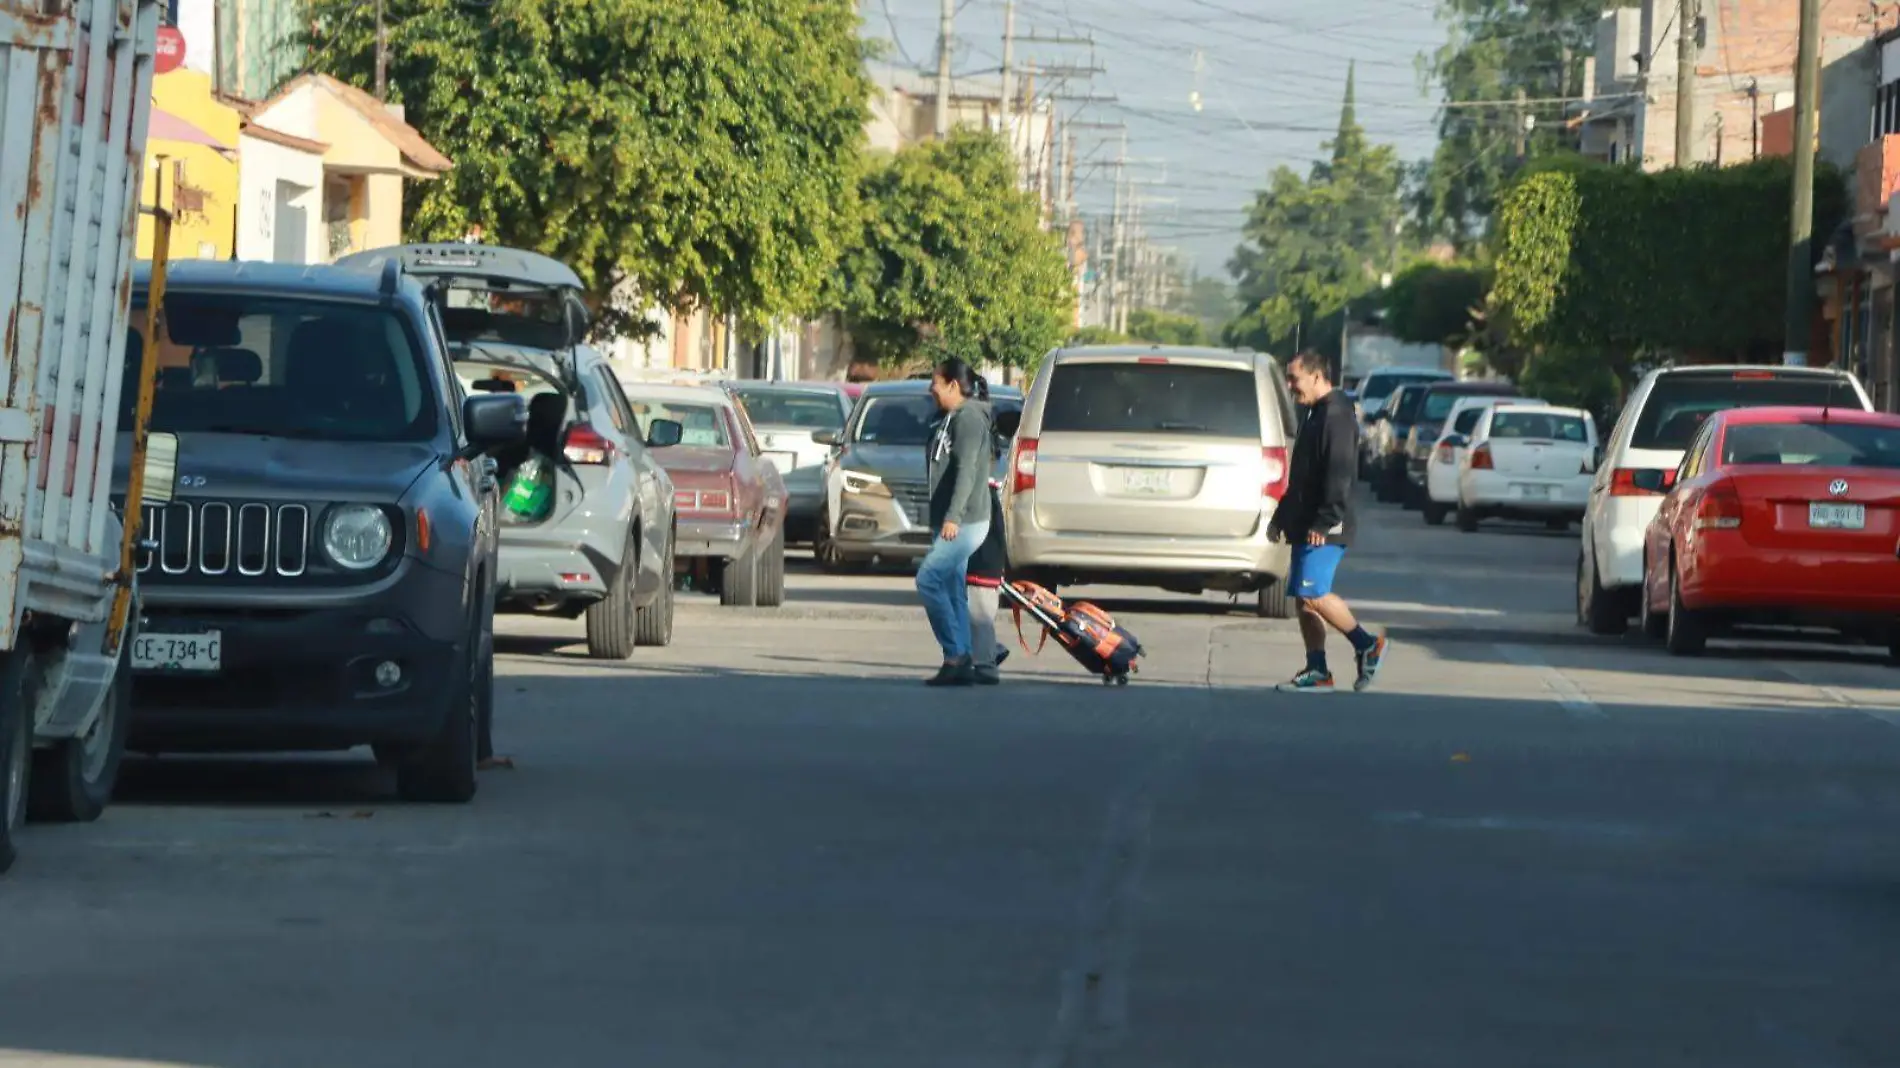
[
  {"xmin": 1354, "ymin": 635, "xmax": 1388, "ymax": 692},
  {"xmin": 1276, "ymin": 668, "xmax": 1335, "ymax": 694},
  {"xmin": 926, "ymin": 659, "xmax": 976, "ymax": 687},
  {"xmin": 974, "ymin": 665, "xmax": 1001, "ymax": 686}
]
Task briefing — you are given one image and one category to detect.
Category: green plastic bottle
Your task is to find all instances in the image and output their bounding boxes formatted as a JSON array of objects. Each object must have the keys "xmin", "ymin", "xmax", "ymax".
[{"xmin": 503, "ymin": 456, "xmax": 553, "ymax": 521}]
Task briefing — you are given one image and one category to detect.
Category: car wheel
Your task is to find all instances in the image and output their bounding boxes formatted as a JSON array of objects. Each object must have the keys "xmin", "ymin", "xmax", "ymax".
[
  {"xmin": 474, "ymin": 597, "xmax": 496, "ymax": 764},
  {"xmin": 720, "ymin": 544, "xmax": 761, "ymax": 607},
  {"xmin": 1401, "ymin": 481, "xmax": 1422, "ymax": 511},
  {"xmin": 1422, "ymin": 501, "xmax": 1447, "ymax": 527},
  {"xmin": 756, "ymin": 525, "xmax": 787, "ymax": 608},
  {"xmin": 28, "ymin": 629, "xmax": 133, "ymax": 823},
  {"xmin": 1255, "ymin": 579, "xmax": 1292, "ymax": 620},
  {"xmin": 397, "ymin": 612, "xmax": 483, "ymax": 804},
  {"xmin": 1455, "ymin": 502, "xmax": 1479, "ymax": 533},
  {"xmin": 584, "ymin": 533, "xmax": 639, "ymax": 660},
  {"xmin": 635, "ymin": 531, "xmax": 676, "ymax": 647},
  {"xmin": 1578, "ymin": 541, "xmax": 1630, "ymax": 637},
  {"xmin": 0, "ymin": 653, "xmax": 28, "ymax": 874},
  {"xmin": 1664, "ymin": 556, "xmax": 1707, "ymax": 657},
  {"xmin": 1638, "ymin": 565, "xmax": 1667, "ymax": 640}
]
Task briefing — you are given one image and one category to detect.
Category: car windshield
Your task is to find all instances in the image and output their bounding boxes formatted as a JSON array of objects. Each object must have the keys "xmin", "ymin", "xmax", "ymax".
[
  {"xmin": 437, "ymin": 283, "xmax": 569, "ymax": 350},
  {"xmin": 1492, "ymin": 411, "xmax": 1590, "ymax": 442},
  {"xmin": 123, "ymin": 295, "xmax": 434, "ymax": 441},
  {"xmin": 1721, "ymin": 421, "xmax": 1900, "ymax": 468},
  {"xmin": 1362, "ymin": 373, "xmax": 1443, "ymax": 403},
  {"xmin": 732, "ymin": 388, "xmax": 845, "ymax": 430},
  {"xmin": 625, "ymin": 398, "xmax": 729, "ymax": 448},
  {"xmin": 1632, "ymin": 373, "xmax": 1863, "ymax": 451},
  {"xmin": 1041, "ymin": 363, "xmax": 1261, "ymax": 438}
]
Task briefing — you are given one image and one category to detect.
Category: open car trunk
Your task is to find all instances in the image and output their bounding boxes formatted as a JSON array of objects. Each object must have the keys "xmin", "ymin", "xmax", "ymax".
[{"xmin": 454, "ymin": 352, "xmax": 579, "ymax": 527}]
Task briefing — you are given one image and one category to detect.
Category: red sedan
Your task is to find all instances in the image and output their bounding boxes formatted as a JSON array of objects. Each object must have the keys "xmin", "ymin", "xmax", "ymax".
[{"xmin": 1639, "ymin": 406, "xmax": 1900, "ymax": 658}]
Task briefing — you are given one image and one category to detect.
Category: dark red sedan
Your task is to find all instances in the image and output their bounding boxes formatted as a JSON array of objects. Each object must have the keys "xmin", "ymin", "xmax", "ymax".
[{"xmin": 1639, "ymin": 405, "xmax": 1900, "ymax": 657}]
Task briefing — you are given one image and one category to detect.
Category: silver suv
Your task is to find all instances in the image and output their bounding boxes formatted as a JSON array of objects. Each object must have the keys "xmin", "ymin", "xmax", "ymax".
[{"xmin": 1002, "ymin": 345, "xmax": 1299, "ymax": 617}]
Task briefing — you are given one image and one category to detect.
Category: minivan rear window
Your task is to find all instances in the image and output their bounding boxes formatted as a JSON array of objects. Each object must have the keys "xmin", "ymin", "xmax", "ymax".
[
  {"xmin": 1041, "ymin": 363, "xmax": 1262, "ymax": 438},
  {"xmin": 1632, "ymin": 373, "xmax": 1863, "ymax": 451}
]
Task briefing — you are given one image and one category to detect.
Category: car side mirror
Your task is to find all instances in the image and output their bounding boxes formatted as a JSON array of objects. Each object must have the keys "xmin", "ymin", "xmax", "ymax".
[
  {"xmin": 1443, "ymin": 433, "xmax": 1468, "ymax": 448},
  {"xmin": 1628, "ymin": 468, "xmax": 1671, "ymax": 493},
  {"xmin": 464, "ymin": 393, "xmax": 528, "ymax": 451},
  {"xmin": 811, "ymin": 429, "xmax": 841, "ymax": 446},
  {"xmin": 562, "ymin": 295, "xmax": 591, "ymax": 347},
  {"xmin": 645, "ymin": 418, "xmax": 683, "ymax": 449}
]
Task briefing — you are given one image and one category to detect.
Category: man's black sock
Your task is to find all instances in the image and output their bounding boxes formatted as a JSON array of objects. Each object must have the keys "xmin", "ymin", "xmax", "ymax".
[{"xmin": 1346, "ymin": 626, "xmax": 1376, "ymax": 653}]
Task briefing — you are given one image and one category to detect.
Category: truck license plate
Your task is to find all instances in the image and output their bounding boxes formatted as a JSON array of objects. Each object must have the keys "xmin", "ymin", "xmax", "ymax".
[
  {"xmin": 133, "ymin": 631, "xmax": 221, "ymax": 672},
  {"xmin": 1119, "ymin": 469, "xmax": 1172, "ymax": 495},
  {"xmin": 1809, "ymin": 502, "xmax": 1865, "ymax": 529}
]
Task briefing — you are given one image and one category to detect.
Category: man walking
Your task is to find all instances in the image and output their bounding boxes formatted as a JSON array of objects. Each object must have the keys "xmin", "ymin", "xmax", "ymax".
[{"xmin": 1271, "ymin": 351, "xmax": 1387, "ymax": 693}]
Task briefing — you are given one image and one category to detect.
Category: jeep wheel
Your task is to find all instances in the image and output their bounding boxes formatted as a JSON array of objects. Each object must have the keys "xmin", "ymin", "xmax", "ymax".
[
  {"xmin": 757, "ymin": 525, "xmax": 787, "ymax": 608},
  {"xmin": 636, "ymin": 531, "xmax": 676, "ymax": 647},
  {"xmin": 28, "ymin": 632, "xmax": 133, "ymax": 823},
  {"xmin": 398, "ymin": 617, "xmax": 483, "ymax": 804},
  {"xmin": 720, "ymin": 544, "xmax": 761, "ymax": 607},
  {"xmin": 584, "ymin": 533, "xmax": 639, "ymax": 660},
  {"xmin": 0, "ymin": 654, "xmax": 27, "ymax": 874}
]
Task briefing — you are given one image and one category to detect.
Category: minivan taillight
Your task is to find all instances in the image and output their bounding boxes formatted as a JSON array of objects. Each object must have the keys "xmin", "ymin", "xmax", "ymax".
[
  {"xmin": 1012, "ymin": 437, "xmax": 1038, "ymax": 493},
  {"xmin": 1693, "ymin": 480, "xmax": 1742, "ymax": 531},
  {"xmin": 1262, "ymin": 446, "xmax": 1289, "ymax": 500}
]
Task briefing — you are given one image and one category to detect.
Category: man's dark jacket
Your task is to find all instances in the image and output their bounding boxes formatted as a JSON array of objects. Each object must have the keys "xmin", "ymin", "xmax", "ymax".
[{"xmin": 1273, "ymin": 389, "xmax": 1357, "ymax": 546}]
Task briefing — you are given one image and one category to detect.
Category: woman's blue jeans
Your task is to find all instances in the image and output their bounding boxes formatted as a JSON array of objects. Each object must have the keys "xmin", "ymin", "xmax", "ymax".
[{"xmin": 915, "ymin": 519, "xmax": 991, "ymax": 660}]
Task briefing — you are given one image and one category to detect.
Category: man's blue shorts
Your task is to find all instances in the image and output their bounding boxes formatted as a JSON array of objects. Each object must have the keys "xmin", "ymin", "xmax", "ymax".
[{"xmin": 1287, "ymin": 543, "xmax": 1346, "ymax": 600}]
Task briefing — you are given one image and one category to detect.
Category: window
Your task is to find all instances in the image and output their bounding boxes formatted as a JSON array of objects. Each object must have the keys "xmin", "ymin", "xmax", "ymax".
[
  {"xmin": 622, "ymin": 397, "xmax": 729, "ymax": 448},
  {"xmin": 1720, "ymin": 421, "xmax": 1900, "ymax": 468},
  {"xmin": 1630, "ymin": 372, "xmax": 1864, "ymax": 451},
  {"xmin": 1490, "ymin": 410, "xmax": 1590, "ymax": 442},
  {"xmin": 590, "ymin": 369, "xmax": 630, "ymax": 435},
  {"xmin": 1041, "ymin": 363, "xmax": 1262, "ymax": 438},
  {"xmin": 1359, "ymin": 371, "xmax": 1444, "ymax": 403},
  {"xmin": 1390, "ymin": 385, "xmax": 1430, "ymax": 423},
  {"xmin": 126, "ymin": 296, "xmax": 434, "ymax": 441},
  {"xmin": 730, "ymin": 388, "xmax": 849, "ymax": 430},
  {"xmin": 851, "ymin": 395, "xmax": 940, "ymax": 446},
  {"xmin": 1423, "ymin": 389, "xmax": 1513, "ymax": 421},
  {"xmin": 1450, "ymin": 406, "xmax": 1486, "ymax": 436},
  {"xmin": 597, "ymin": 371, "xmax": 642, "ymax": 440}
]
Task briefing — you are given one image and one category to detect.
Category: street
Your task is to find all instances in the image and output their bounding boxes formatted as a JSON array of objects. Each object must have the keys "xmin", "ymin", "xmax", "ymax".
[{"xmin": 5, "ymin": 491, "xmax": 1900, "ymax": 1067}]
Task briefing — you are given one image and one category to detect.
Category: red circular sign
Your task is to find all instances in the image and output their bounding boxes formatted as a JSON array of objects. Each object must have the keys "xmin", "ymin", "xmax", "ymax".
[{"xmin": 154, "ymin": 26, "xmax": 185, "ymax": 75}]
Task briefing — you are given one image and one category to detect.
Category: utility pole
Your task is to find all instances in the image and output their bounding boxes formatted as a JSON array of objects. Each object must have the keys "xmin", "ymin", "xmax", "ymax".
[
  {"xmin": 374, "ymin": 0, "xmax": 388, "ymax": 100},
  {"xmin": 1512, "ymin": 87, "xmax": 1528, "ymax": 157},
  {"xmin": 999, "ymin": 0, "xmax": 1016, "ymax": 158},
  {"xmin": 1109, "ymin": 130, "xmax": 1127, "ymax": 334},
  {"xmin": 1784, "ymin": 0, "xmax": 1821, "ymax": 365},
  {"xmin": 935, "ymin": 0, "xmax": 954, "ymax": 138},
  {"xmin": 1674, "ymin": 0, "xmax": 1698, "ymax": 165}
]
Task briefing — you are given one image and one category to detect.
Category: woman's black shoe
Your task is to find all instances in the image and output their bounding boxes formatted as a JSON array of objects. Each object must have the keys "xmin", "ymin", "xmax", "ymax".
[{"xmin": 925, "ymin": 659, "xmax": 976, "ymax": 687}]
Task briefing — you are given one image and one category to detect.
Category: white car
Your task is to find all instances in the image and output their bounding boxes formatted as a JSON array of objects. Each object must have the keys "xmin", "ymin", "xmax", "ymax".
[
  {"xmin": 1454, "ymin": 404, "xmax": 1598, "ymax": 532},
  {"xmin": 1576, "ymin": 364, "xmax": 1873, "ymax": 634},
  {"xmin": 1421, "ymin": 395, "xmax": 1546, "ymax": 526}
]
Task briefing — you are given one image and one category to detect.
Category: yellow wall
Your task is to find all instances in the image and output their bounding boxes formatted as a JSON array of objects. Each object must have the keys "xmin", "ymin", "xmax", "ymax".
[{"xmin": 136, "ymin": 69, "xmax": 241, "ymax": 261}]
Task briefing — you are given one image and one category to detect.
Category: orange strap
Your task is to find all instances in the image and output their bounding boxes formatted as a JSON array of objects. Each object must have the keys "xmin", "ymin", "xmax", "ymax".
[{"xmin": 1010, "ymin": 601, "xmax": 1051, "ymax": 656}]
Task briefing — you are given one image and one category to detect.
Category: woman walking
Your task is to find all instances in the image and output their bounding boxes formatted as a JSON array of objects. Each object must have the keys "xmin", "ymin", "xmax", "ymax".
[{"xmin": 917, "ymin": 358, "xmax": 994, "ymax": 686}]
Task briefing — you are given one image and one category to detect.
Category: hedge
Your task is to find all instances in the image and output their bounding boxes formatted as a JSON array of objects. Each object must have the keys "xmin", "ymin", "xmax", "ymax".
[
  {"xmin": 1491, "ymin": 155, "xmax": 1846, "ymax": 353},
  {"xmin": 1382, "ymin": 260, "xmax": 1491, "ymax": 346}
]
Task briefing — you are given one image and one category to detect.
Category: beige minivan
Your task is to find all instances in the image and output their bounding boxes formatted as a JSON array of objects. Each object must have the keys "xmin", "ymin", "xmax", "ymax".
[{"xmin": 999, "ymin": 345, "xmax": 1300, "ymax": 618}]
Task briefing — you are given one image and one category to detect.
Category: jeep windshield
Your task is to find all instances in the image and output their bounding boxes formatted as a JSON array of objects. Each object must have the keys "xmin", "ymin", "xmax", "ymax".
[{"xmin": 124, "ymin": 295, "xmax": 437, "ymax": 442}]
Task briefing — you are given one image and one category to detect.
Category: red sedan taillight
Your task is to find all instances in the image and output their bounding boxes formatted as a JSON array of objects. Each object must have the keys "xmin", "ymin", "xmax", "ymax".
[
  {"xmin": 1692, "ymin": 480, "xmax": 1743, "ymax": 531},
  {"xmin": 676, "ymin": 480, "xmax": 736, "ymax": 515}
]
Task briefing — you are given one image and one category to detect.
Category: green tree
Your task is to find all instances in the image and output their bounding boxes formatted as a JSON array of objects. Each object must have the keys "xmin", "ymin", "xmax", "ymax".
[
  {"xmin": 1069, "ymin": 326, "xmax": 1129, "ymax": 346},
  {"xmin": 1413, "ymin": 0, "xmax": 1604, "ymax": 249},
  {"xmin": 1125, "ymin": 309, "xmax": 1206, "ymax": 346},
  {"xmin": 1227, "ymin": 64, "xmax": 1403, "ymax": 362},
  {"xmin": 1169, "ymin": 274, "xmax": 1237, "ymax": 340},
  {"xmin": 833, "ymin": 129, "xmax": 1074, "ymax": 370},
  {"xmin": 1381, "ymin": 259, "xmax": 1490, "ymax": 347},
  {"xmin": 305, "ymin": 0, "xmax": 871, "ymax": 336}
]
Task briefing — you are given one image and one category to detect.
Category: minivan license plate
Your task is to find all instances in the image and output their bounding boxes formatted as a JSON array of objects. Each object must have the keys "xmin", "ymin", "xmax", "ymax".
[
  {"xmin": 133, "ymin": 631, "xmax": 221, "ymax": 672},
  {"xmin": 1809, "ymin": 502, "xmax": 1865, "ymax": 529},
  {"xmin": 1120, "ymin": 469, "xmax": 1171, "ymax": 495}
]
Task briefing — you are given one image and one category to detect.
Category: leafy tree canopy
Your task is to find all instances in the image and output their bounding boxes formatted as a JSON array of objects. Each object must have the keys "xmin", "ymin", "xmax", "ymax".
[
  {"xmin": 832, "ymin": 129, "xmax": 1074, "ymax": 370},
  {"xmin": 1125, "ymin": 309, "xmax": 1207, "ymax": 346},
  {"xmin": 1412, "ymin": 0, "xmax": 1603, "ymax": 250},
  {"xmin": 1069, "ymin": 326, "xmax": 1128, "ymax": 346},
  {"xmin": 1226, "ymin": 65, "xmax": 1403, "ymax": 362},
  {"xmin": 1381, "ymin": 259, "xmax": 1490, "ymax": 347},
  {"xmin": 306, "ymin": 0, "xmax": 871, "ymax": 336}
]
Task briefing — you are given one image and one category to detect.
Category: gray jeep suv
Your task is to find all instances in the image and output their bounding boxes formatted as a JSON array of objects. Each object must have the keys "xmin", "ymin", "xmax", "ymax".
[
  {"xmin": 114, "ymin": 258, "xmax": 528, "ymax": 803},
  {"xmin": 339, "ymin": 244, "xmax": 683, "ymax": 658}
]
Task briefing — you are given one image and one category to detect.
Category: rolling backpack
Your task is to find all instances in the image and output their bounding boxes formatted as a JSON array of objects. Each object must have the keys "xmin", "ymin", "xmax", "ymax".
[{"xmin": 1000, "ymin": 580, "xmax": 1144, "ymax": 686}]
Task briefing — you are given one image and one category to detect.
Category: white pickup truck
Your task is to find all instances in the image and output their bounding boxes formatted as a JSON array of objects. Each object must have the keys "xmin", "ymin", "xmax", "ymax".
[{"xmin": 0, "ymin": 0, "xmax": 169, "ymax": 872}]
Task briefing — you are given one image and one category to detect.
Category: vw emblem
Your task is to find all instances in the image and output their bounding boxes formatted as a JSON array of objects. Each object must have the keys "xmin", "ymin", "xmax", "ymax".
[{"xmin": 1829, "ymin": 478, "xmax": 1849, "ymax": 497}]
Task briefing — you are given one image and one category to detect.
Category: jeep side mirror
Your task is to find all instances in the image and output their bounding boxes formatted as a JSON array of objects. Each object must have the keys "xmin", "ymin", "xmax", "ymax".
[
  {"xmin": 811, "ymin": 429, "xmax": 841, "ymax": 446},
  {"xmin": 646, "ymin": 418, "xmax": 683, "ymax": 449},
  {"xmin": 464, "ymin": 393, "xmax": 528, "ymax": 450}
]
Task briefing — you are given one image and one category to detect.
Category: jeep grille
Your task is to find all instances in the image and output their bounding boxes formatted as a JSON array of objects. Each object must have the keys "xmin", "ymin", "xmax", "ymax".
[{"xmin": 137, "ymin": 501, "xmax": 310, "ymax": 578}]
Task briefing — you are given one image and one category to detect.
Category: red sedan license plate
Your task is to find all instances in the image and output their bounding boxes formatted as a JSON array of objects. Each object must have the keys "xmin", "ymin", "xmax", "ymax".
[{"xmin": 1809, "ymin": 502, "xmax": 1865, "ymax": 530}]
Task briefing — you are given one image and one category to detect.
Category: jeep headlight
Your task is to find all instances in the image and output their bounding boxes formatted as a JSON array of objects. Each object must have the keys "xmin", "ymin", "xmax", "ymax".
[
  {"xmin": 323, "ymin": 504, "xmax": 394, "ymax": 570},
  {"xmin": 841, "ymin": 470, "xmax": 890, "ymax": 497}
]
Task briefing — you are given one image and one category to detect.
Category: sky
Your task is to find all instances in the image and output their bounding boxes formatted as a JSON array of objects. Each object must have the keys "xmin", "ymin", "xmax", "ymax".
[{"xmin": 863, "ymin": 0, "xmax": 1453, "ymax": 282}]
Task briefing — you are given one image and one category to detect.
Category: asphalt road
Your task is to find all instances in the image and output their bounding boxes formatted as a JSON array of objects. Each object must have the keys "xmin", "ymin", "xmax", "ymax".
[{"xmin": 5, "ymin": 491, "xmax": 1900, "ymax": 1067}]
